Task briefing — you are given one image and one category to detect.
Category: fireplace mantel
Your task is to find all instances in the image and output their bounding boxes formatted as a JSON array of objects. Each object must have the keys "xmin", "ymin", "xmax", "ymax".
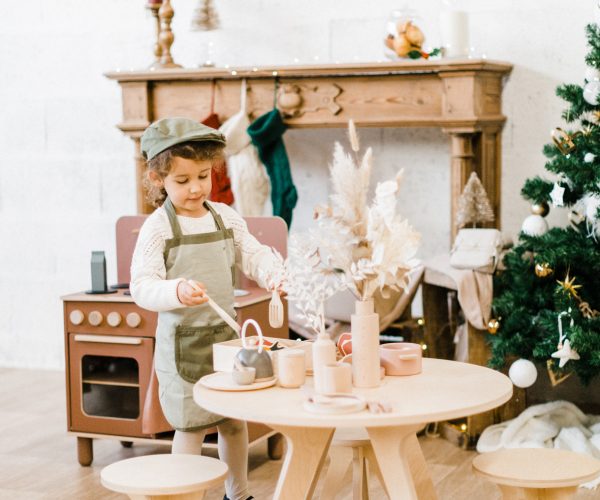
[{"xmin": 106, "ymin": 59, "xmax": 512, "ymax": 238}]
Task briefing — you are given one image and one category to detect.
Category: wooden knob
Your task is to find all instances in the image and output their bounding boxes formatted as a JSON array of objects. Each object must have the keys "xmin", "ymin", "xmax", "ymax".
[
  {"xmin": 277, "ymin": 84, "xmax": 303, "ymax": 115},
  {"xmin": 126, "ymin": 312, "xmax": 142, "ymax": 328},
  {"xmin": 88, "ymin": 311, "xmax": 103, "ymax": 326},
  {"xmin": 69, "ymin": 309, "xmax": 85, "ymax": 326},
  {"xmin": 107, "ymin": 311, "xmax": 122, "ymax": 327}
]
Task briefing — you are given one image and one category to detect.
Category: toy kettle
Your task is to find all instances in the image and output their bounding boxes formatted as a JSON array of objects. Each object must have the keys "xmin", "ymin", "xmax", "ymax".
[{"xmin": 235, "ymin": 319, "xmax": 274, "ymax": 381}]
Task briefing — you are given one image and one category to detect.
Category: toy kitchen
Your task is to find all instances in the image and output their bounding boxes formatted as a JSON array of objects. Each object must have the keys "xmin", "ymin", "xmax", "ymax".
[{"xmin": 61, "ymin": 215, "xmax": 289, "ymax": 465}]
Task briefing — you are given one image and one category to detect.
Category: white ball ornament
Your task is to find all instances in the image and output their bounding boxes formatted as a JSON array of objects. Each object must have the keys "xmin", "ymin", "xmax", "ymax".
[
  {"xmin": 508, "ymin": 359, "xmax": 538, "ymax": 388},
  {"xmin": 585, "ymin": 67, "xmax": 600, "ymax": 83},
  {"xmin": 521, "ymin": 214, "xmax": 548, "ymax": 236},
  {"xmin": 585, "ymin": 153, "xmax": 596, "ymax": 163},
  {"xmin": 583, "ymin": 80, "xmax": 600, "ymax": 105}
]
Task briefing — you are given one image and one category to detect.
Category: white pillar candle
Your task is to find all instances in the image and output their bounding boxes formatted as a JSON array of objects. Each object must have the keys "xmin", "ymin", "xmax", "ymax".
[{"xmin": 440, "ymin": 10, "xmax": 469, "ymax": 58}]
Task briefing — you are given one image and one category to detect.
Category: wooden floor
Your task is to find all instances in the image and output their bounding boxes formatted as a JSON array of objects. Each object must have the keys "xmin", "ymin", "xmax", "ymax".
[{"xmin": 0, "ymin": 367, "xmax": 597, "ymax": 500}]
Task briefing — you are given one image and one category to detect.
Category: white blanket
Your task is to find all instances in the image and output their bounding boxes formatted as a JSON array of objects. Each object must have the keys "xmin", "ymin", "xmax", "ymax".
[{"xmin": 477, "ymin": 400, "xmax": 600, "ymax": 488}]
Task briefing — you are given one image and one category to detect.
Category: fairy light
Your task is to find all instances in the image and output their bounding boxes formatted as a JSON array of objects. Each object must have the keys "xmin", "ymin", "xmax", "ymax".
[
  {"xmin": 460, "ymin": 423, "xmax": 468, "ymax": 432},
  {"xmin": 231, "ymin": 70, "xmax": 237, "ymax": 76}
]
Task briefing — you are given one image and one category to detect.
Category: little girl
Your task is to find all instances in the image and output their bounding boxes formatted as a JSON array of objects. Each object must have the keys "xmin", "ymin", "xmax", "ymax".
[{"xmin": 130, "ymin": 117, "xmax": 283, "ymax": 500}]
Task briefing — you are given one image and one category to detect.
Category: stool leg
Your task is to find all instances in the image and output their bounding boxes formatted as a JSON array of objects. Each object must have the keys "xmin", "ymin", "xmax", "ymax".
[
  {"xmin": 320, "ymin": 447, "xmax": 353, "ymax": 499},
  {"xmin": 352, "ymin": 447, "xmax": 369, "ymax": 500}
]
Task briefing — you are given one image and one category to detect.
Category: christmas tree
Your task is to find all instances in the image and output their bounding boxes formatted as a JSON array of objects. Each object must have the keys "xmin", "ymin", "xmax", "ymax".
[{"xmin": 490, "ymin": 24, "xmax": 600, "ymax": 384}]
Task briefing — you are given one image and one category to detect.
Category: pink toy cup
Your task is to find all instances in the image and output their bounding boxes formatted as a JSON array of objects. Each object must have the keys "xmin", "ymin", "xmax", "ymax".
[{"xmin": 379, "ymin": 342, "xmax": 422, "ymax": 376}]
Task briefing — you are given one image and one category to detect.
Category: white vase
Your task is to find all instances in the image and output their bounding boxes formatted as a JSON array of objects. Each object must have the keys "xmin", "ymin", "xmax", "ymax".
[
  {"xmin": 351, "ymin": 298, "xmax": 381, "ymax": 388},
  {"xmin": 312, "ymin": 333, "xmax": 337, "ymax": 394}
]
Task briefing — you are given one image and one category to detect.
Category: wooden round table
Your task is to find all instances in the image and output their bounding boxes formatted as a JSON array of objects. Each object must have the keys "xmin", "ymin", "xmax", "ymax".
[{"xmin": 194, "ymin": 358, "xmax": 513, "ymax": 500}]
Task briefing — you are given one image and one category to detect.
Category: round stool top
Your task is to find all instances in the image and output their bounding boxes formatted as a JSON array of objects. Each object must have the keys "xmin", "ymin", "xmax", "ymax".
[
  {"xmin": 473, "ymin": 448, "xmax": 600, "ymax": 488},
  {"xmin": 101, "ymin": 454, "xmax": 228, "ymax": 495},
  {"xmin": 332, "ymin": 427, "xmax": 370, "ymax": 446}
]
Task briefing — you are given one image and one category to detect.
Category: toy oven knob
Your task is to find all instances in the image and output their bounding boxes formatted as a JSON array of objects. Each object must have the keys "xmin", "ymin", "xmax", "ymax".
[
  {"xmin": 69, "ymin": 309, "xmax": 85, "ymax": 326},
  {"xmin": 126, "ymin": 312, "xmax": 142, "ymax": 328},
  {"xmin": 88, "ymin": 311, "xmax": 103, "ymax": 326},
  {"xmin": 107, "ymin": 311, "xmax": 122, "ymax": 327}
]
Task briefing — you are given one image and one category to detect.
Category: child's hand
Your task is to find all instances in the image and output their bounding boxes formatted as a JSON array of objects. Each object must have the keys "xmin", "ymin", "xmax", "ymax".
[{"xmin": 177, "ymin": 279, "xmax": 209, "ymax": 307}]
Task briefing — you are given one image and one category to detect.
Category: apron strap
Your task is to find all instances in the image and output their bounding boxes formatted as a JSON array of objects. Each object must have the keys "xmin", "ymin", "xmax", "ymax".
[
  {"xmin": 164, "ymin": 198, "xmax": 183, "ymax": 238},
  {"xmin": 205, "ymin": 201, "xmax": 228, "ymax": 232}
]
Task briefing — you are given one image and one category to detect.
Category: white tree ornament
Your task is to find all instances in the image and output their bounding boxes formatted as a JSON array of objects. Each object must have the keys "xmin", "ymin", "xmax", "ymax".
[
  {"xmin": 521, "ymin": 214, "xmax": 548, "ymax": 236},
  {"xmin": 508, "ymin": 359, "xmax": 538, "ymax": 388},
  {"xmin": 550, "ymin": 182, "xmax": 565, "ymax": 207},
  {"xmin": 551, "ymin": 339, "xmax": 580, "ymax": 368}
]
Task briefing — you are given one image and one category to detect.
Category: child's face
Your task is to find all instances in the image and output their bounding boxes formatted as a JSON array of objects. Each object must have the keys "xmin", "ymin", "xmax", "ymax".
[{"xmin": 153, "ymin": 157, "xmax": 213, "ymax": 217}]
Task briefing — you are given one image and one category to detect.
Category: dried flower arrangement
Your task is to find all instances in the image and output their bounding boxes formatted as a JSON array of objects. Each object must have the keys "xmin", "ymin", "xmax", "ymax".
[{"xmin": 284, "ymin": 120, "xmax": 421, "ymax": 333}]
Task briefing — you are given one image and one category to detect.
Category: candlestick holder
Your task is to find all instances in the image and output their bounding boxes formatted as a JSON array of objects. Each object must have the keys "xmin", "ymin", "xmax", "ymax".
[
  {"xmin": 157, "ymin": 0, "xmax": 181, "ymax": 69},
  {"xmin": 146, "ymin": 2, "xmax": 163, "ymax": 69}
]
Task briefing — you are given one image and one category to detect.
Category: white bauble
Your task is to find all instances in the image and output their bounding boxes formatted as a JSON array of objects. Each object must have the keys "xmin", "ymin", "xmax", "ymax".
[
  {"xmin": 585, "ymin": 153, "xmax": 596, "ymax": 163},
  {"xmin": 521, "ymin": 214, "xmax": 548, "ymax": 236},
  {"xmin": 508, "ymin": 359, "xmax": 538, "ymax": 388},
  {"xmin": 583, "ymin": 80, "xmax": 600, "ymax": 105},
  {"xmin": 585, "ymin": 67, "xmax": 600, "ymax": 82}
]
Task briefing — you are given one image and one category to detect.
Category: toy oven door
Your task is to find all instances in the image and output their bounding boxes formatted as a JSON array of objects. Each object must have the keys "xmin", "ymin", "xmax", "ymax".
[{"xmin": 68, "ymin": 333, "xmax": 153, "ymax": 436}]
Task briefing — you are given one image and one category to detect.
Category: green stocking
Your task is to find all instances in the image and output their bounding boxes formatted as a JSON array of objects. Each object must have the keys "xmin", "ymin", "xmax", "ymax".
[{"xmin": 247, "ymin": 109, "xmax": 298, "ymax": 228}]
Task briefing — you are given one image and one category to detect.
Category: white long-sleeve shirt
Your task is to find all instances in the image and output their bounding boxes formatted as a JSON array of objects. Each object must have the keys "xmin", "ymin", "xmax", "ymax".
[{"xmin": 130, "ymin": 202, "xmax": 280, "ymax": 312}]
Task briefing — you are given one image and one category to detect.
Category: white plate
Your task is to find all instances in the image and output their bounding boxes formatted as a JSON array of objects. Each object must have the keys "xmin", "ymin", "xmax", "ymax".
[
  {"xmin": 303, "ymin": 395, "xmax": 366, "ymax": 415},
  {"xmin": 234, "ymin": 289, "xmax": 250, "ymax": 297},
  {"xmin": 199, "ymin": 371, "xmax": 277, "ymax": 392}
]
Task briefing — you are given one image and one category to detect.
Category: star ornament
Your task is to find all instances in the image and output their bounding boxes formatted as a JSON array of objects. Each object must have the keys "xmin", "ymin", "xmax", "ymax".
[
  {"xmin": 550, "ymin": 183, "xmax": 565, "ymax": 207},
  {"xmin": 551, "ymin": 339, "xmax": 580, "ymax": 368},
  {"xmin": 557, "ymin": 272, "xmax": 582, "ymax": 299}
]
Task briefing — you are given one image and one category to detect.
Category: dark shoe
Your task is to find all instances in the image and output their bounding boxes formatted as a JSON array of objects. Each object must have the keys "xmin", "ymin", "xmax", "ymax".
[{"xmin": 223, "ymin": 497, "xmax": 254, "ymax": 500}]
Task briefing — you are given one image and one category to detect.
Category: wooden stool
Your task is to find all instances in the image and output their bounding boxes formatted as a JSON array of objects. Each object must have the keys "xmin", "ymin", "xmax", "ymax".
[
  {"xmin": 472, "ymin": 448, "xmax": 600, "ymax": 499},
  {"xmin": 101, "ymin": 454, "xmax": 228, "ymax": 500},
  {"xmin": 320, "ymin": 428, "xmax": 388, "ymax": 500}
]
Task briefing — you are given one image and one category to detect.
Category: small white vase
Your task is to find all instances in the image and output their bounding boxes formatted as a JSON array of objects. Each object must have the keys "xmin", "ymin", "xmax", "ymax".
[
  {"xmin": 312, "ymin": 333, "xmax": 337, "ymax": 394},
  {"xmin": 351, "ymin": 298, "xmax": 381, "ymax": 388}
]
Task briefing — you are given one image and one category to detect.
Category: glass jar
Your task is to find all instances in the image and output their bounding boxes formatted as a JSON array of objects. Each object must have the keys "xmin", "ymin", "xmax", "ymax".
[{"xmin": 383, "ymin": 8, "xmax": 428, "ymax": 60}]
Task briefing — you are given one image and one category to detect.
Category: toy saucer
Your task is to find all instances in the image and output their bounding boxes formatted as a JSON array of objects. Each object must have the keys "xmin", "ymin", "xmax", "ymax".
[{"xmin": 199, "ymin": 371, "xmax": 277, "ymax": 392}]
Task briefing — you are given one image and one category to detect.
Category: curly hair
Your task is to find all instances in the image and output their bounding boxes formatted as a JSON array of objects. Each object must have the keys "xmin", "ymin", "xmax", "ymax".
[{"xmin": 143, "ymin": 141, "xmax": 225, "ymax": 207}]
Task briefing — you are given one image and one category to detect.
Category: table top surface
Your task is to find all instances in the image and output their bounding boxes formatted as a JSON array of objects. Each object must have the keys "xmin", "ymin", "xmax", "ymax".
[{"xmin": 194, "ymin": 358, "xmax": 513, "ymax": 428}]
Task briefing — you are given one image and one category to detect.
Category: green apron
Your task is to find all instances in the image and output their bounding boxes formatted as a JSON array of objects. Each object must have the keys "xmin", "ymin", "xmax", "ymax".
[{"xmin": 154, "ymin": 198, "xmax": 238, "ymax": 431}]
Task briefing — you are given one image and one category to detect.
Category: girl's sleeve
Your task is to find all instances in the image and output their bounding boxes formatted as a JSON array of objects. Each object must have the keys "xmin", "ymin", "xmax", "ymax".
[
  {"xmin": 130, "ymin": 211, "xmax": 184, "ymax": 312},
  {"xmin": 219, "ymin": 205, "xmax": 284, "ymax": 290}
]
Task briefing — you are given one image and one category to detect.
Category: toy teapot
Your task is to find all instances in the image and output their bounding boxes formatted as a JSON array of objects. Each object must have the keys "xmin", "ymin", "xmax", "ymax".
[{"xmin": 235, "ymin": 319, "xmax": 274, "ymax": 381}]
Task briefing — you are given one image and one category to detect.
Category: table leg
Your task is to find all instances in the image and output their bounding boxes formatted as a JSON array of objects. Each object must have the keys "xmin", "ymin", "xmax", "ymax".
[
  {"xmin": 269, "ymin": 425, "xmax": 335, "ymax": 500},
  {"xmin": 367, "ymin": 425, "xmax": 437, "ymax": 500}
]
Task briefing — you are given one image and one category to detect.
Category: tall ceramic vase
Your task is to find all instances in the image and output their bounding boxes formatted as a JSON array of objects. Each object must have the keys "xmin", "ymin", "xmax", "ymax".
[{"xmin": 351, "ymin": 298, "xmax": 381, "ymax": 388}]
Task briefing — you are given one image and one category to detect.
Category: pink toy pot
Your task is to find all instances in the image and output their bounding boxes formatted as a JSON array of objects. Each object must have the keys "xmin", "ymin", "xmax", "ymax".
[{"xmin": 379, "ymin": 342, "xmax": 422, "ymax": 376}]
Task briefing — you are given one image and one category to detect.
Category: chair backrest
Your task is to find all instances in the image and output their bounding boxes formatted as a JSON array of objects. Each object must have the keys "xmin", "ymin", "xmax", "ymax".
[
  {"xmin": 115, "ymin": 214, "xmax": 287, "ymax": 289},
  {"xmin": 116, "ymin": 215, "xmax": 148, "ymax": 286},
  {"xmin": 238, "ymin": 216, "xmax": 288, "ymax": 289}
]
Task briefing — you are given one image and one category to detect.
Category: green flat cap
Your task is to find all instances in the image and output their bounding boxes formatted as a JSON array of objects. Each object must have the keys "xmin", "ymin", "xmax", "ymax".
[{"xmin": 140, "ymin": 117, "xmax": 226, "ymax": 160}]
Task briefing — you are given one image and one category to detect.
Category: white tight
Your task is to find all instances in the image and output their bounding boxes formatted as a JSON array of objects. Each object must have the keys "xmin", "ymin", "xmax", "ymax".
[{"xmin": 171, "ymin": 419, "xmax": 249, "ymax": 500}]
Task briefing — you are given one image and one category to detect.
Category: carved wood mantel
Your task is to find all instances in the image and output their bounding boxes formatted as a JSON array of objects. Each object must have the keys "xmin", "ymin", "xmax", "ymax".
[{"xmin": 106, "ymin": 59, "xmax": 512, "ymax": 238}]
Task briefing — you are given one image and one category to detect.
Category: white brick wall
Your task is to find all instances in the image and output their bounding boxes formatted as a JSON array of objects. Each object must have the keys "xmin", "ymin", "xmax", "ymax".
[{"xmin": 0, "ymin": 0, "xmax": 593, "ymax": 368}]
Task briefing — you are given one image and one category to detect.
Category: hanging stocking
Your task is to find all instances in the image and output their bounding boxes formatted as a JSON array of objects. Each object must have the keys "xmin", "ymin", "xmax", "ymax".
[
  {"xmin": 247, "ymin": 109, "xmax": 298, "ymax": 228},
  {"xmin": 202, "ymin": 81, "xmax": 234, "ymax": 205},
  {"xmin": 219, "ymin": 79, "xmax": 270, "ymax": 216}
]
